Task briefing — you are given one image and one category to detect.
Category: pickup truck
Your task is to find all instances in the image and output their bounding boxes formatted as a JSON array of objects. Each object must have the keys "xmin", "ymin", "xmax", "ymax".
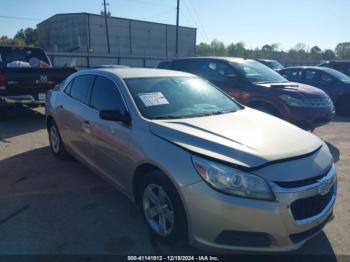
[{"xmin": 0, "ymin": 45, "xmax": 76, "ymax": 115}]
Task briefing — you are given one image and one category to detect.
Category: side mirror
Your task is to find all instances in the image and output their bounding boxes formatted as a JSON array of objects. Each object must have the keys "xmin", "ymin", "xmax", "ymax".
[{"xmin": 99, "ymin": 110, "xmax": 131, "ymax": 125}]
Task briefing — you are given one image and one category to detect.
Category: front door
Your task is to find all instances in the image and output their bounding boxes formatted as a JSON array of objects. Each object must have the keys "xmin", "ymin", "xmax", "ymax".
[{"xmin": 88, "ymin": 76, "xmax": 131, "ymax": 190}]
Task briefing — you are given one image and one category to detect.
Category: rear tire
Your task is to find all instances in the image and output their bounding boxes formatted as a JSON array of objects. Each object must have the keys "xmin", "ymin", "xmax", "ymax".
[
  {"xmin": 140, "ymin": 170, "xmax": 188, "ymax": 246},
  {"xmin": 48, "ymin": 121, "xmax": 70, "ymax": 160}
]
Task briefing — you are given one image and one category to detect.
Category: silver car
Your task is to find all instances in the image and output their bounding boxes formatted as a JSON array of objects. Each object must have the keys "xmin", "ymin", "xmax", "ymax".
[{"xmin": 46, "ymin": 68, "xmax": 337, "ymax": 252}]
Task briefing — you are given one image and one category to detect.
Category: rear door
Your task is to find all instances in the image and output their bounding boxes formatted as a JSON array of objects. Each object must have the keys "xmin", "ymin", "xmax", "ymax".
[
  {"xmin": 314, "ymin": 72, "xmax": 338, "ymax": 100},
  {"xmin": 300, "ymin": 69, "xmax": 322, "ymax": 87},
  {"xmin": 58, "ymin": 74, "xmax": 95, "ymax": 163},
  {"xmin": 88, "ymin": 76, "xmax": 131, "ymax": 189}
]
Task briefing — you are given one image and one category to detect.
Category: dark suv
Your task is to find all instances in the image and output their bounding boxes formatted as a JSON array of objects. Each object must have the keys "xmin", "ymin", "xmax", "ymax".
[
  {"xmin": 280, "ymin": 66, "xmax": 350, "ymax": 115},
  {"xmin": 157, "ymin": 57, "xmax": 335, "ymax": 130},
  {"xmin": 319, "ymin": 60, "xmax": 350, "ymax": 77}
]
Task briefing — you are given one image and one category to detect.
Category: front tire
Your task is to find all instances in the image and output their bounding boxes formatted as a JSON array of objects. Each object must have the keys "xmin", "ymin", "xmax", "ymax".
[
  {"xmin": 140, "ymin": 171, "xmax": 188, "ymax": 245},
  {"xmin": 48, "ymin": 121, "xmax": 70, "ymax": 160}
]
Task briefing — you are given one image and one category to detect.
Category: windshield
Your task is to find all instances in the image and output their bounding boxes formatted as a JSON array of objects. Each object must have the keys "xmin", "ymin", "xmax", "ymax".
[
  {"xmin": 231, "ymin": 60, "xmax": 288, "ymax": 84},
  {"xmin": 323, "ymin": 68, "xmax": 350, "ymax": 83},
  {"xmin": 125, "ymin": 76, "xmax": 241, "ymax": 120}
]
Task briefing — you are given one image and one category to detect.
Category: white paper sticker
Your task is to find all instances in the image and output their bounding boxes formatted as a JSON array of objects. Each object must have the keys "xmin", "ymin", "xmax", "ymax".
[{"xmin": 139, "ymin": 92, "xmax": 169, "ymax": 107}]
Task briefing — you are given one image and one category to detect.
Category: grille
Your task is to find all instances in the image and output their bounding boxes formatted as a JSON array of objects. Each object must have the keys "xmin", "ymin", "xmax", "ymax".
[
  {"xmin": 290, "ymin": 213, "xmax": 333, "ymax": 243},
  {"xmin": 274, "ymin": 166, "xmax": 331, "ymax": 188},
  {"xmin": 215, "ymin": 230, "xmax": 271, "ymax": 247},
  {"xmin": 290, "ymin": 185, "xmax": 335, "ymax": 221},
  {"xmin": 301, "ymin": 98, "xmax": 333, "ymax": 108}
]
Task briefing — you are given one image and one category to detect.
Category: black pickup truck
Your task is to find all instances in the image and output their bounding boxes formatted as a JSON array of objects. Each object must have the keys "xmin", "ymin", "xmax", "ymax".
[{"xmin": 0, "ymin": 46, "xmax": 76, "ymax": 113}]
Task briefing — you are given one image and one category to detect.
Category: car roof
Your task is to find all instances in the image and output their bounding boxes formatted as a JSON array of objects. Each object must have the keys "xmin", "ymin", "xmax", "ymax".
[
  {"xmin": 172, "ymin": 56, "xmax": 250, "ymax": 63},
  {"xmin": 257, "ymin": 59, "xmax": 276, "ymax": 62},
  {"xmin": 282, "ymin": 66, "xmax": 326, "ymax": 71},
  {"xmin": 81, "ymin": 68, "xmax": 195, "ymax": 79},
  {"xmin": 326, "ymin": 60, "xmax": 350, "ymax": 63}
]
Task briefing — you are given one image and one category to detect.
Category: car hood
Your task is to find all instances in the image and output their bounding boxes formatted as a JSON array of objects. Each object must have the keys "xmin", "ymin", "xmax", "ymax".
[
  {"xmin": 150, "ymin": 108, "xmax": 323, "ymax": 169},
  {"xmin": 257, "ymin": 82, "xmax": 329, "ymax": 98}
]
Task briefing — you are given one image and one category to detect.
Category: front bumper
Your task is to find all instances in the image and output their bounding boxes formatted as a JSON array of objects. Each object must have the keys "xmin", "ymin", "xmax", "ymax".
[
  {"xmin": 0, "ymin": 95, "xmax": 45, "ymax": 107},
  {"xmin": 286, "ymin": 106, "xmax": 335, "ymax": 130},
  {"xmin": 181, "ymin": 164, "xmax": 336, "ymax": 252}
]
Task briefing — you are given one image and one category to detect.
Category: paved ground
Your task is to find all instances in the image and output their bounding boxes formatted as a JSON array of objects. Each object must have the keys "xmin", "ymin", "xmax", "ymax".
[{"xmin": 0, "ymin": 106, "xmax": 349, "ymax": 258}]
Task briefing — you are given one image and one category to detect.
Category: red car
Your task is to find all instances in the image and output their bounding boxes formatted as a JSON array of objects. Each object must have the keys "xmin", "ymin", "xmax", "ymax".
[{"xmin": 158, "ymin": 57, "xmax": 335, "ymax": 130}]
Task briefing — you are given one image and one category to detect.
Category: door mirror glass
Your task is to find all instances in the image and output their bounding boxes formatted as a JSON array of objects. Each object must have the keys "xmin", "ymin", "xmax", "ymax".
[{"xmin": 99, "ymin": 110, "xmax": 131, "ymax": 125}]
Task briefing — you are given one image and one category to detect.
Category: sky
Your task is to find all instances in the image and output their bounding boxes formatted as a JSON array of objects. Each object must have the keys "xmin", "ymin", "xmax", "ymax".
[{"xmin": 0, "ymin": 0, "xmax": 349, "ymax": 51}]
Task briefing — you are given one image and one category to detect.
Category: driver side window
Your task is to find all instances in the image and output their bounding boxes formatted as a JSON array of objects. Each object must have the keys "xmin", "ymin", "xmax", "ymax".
[
  {"xmin": 199, "ymin": 61, "xmax": 235, "ymax": 82},
  {"xmin": 90, "ymin": 76, "xmax": 127, "ymax": 114}
]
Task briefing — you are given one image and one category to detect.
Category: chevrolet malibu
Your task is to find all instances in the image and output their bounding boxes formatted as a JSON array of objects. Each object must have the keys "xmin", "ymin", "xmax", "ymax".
[{"xmin": 46, "ymin": 68, "xmax": 337, "ymax": 252}]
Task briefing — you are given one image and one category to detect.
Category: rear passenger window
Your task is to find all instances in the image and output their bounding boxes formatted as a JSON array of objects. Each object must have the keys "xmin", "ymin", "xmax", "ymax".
[
  {"xmin": 304, "ymin": 70, "xmax": 318, "ymax": 80},
  {"xmin": 282, "ymin": 69, "xmax": 302, "ymax": 79},
  {"xmin": 172, "ymin": 60, "xmax": 200, "ymax": 74},
  {"xmin": 90, "ymin": 76, "xmax": 126, "ymax": 112},
  {"xmin": 70, "ymin": 75, "xmax": 95, "ymax": 104}
]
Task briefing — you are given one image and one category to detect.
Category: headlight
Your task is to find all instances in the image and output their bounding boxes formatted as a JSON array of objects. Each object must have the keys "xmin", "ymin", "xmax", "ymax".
[
  {"xmin": 280, "ymin": 95, "xmax": 308, "ymax": 107},
  {"xmin": 192, "ymin": 155, "xmax": 274, "ymax": 200}
]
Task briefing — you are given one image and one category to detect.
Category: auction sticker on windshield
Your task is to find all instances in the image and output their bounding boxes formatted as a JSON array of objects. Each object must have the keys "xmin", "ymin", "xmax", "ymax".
[{"xmin": 139, "ymin": 92, "xmax": 169, "ymax": 107}]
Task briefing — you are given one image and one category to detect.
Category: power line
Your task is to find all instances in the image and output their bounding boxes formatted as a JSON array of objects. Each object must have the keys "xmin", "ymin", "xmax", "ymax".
[
  {"xmin": 181, "ymin": 2, "xmax": 208, "ymax": 43},
  {"xmin": 0, "ymin": 15, "xmax": 42, "ymax": 21},
  {"xmin": 185, "ymin": 0, "xmax": 211, "ymax": 43}
]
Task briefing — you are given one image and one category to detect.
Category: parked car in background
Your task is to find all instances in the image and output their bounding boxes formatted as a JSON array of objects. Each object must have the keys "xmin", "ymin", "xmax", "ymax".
[
  {"xmin": 93, "ymin": 65, "xmax": 129, "ymax": 69},
  {"xmin": 157, "ymin": 60, "xmax": 172, "ymax": 69},
  {"xmin": 158, "ymin": 57, "xmax": 335, "ymax": 130},
  {"xmin": 46, "ymin": 68, "xmax": 337, "ymax": 252},
  {"xmin": 280, "ymin": 66, "xmax": 350, "ymax": 116},
  {"xmin": 0, "ymin": 45, "xmax": 76, "ymax": 118},
  {"xmin": 257, "ymin": 59, "xmax": 285, "ymax": 71},
  {"xmin": 319, "ymin": 60, "xmax": 350, "ymax": 77}
]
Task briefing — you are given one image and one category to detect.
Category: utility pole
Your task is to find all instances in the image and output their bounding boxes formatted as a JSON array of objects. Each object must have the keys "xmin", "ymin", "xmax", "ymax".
[
  {"xmin": 103, "ymin": 0, "xmax": 111, "ymax": 54},
  {"xmin": 175, "ymin": 0, "xmax": 180, "ymax": 57}
]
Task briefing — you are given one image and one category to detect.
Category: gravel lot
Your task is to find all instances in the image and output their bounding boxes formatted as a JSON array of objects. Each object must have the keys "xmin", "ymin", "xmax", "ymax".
[{"xmin": 0, "ymin": 106, "xmax": 349, "ymax": 258}]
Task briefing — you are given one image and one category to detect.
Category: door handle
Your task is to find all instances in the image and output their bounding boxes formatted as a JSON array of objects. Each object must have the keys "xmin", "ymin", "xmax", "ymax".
[{"xmin": 82, "ymin": 121, "xmax": 91, "ymax": 134}]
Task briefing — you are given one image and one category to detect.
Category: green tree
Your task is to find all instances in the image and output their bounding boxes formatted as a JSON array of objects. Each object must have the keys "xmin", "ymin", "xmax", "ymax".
[
  {"xmin": 322, "ymin": 49, "xmax": 336, "ymax": 60},
  {"xmin": 14, "ymin": 27, "xmax": 38, "ymax": 46},
  {"xmin": 335, "ymin": 42, "xmax": 350, "ymax": 59},
  {"xmin": 210, "ymin": 39, "xmax": 226, "ymax": 56},
  {"xmin": 227, "ymin": 42, "xmax": 246, "ymax": 57},
  {"xmin": 310, "ymin": 46, "xmax": 322, "ymax": 61},
  {"xmin": 196, "ymin": 42, "xmax": 212, "ymax": 56},
  {"xmin": 0, "ymin": 35, "xmax": 25, "ymax": 46}
]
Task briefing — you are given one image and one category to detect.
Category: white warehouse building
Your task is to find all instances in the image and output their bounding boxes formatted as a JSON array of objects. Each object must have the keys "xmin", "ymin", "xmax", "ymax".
[{"xmin": 37, "ymin": 13, "xmax": 197, "ymax": 58}]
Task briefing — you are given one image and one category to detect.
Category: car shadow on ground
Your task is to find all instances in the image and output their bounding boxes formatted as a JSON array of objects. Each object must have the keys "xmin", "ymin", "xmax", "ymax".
[
  {"xmin": 0, "ymin": 106, "xmax": 45, "ymax": 142},
  {"xmin": 0, "ymin": 147, "xmax": 338, "ymax": 257}
]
